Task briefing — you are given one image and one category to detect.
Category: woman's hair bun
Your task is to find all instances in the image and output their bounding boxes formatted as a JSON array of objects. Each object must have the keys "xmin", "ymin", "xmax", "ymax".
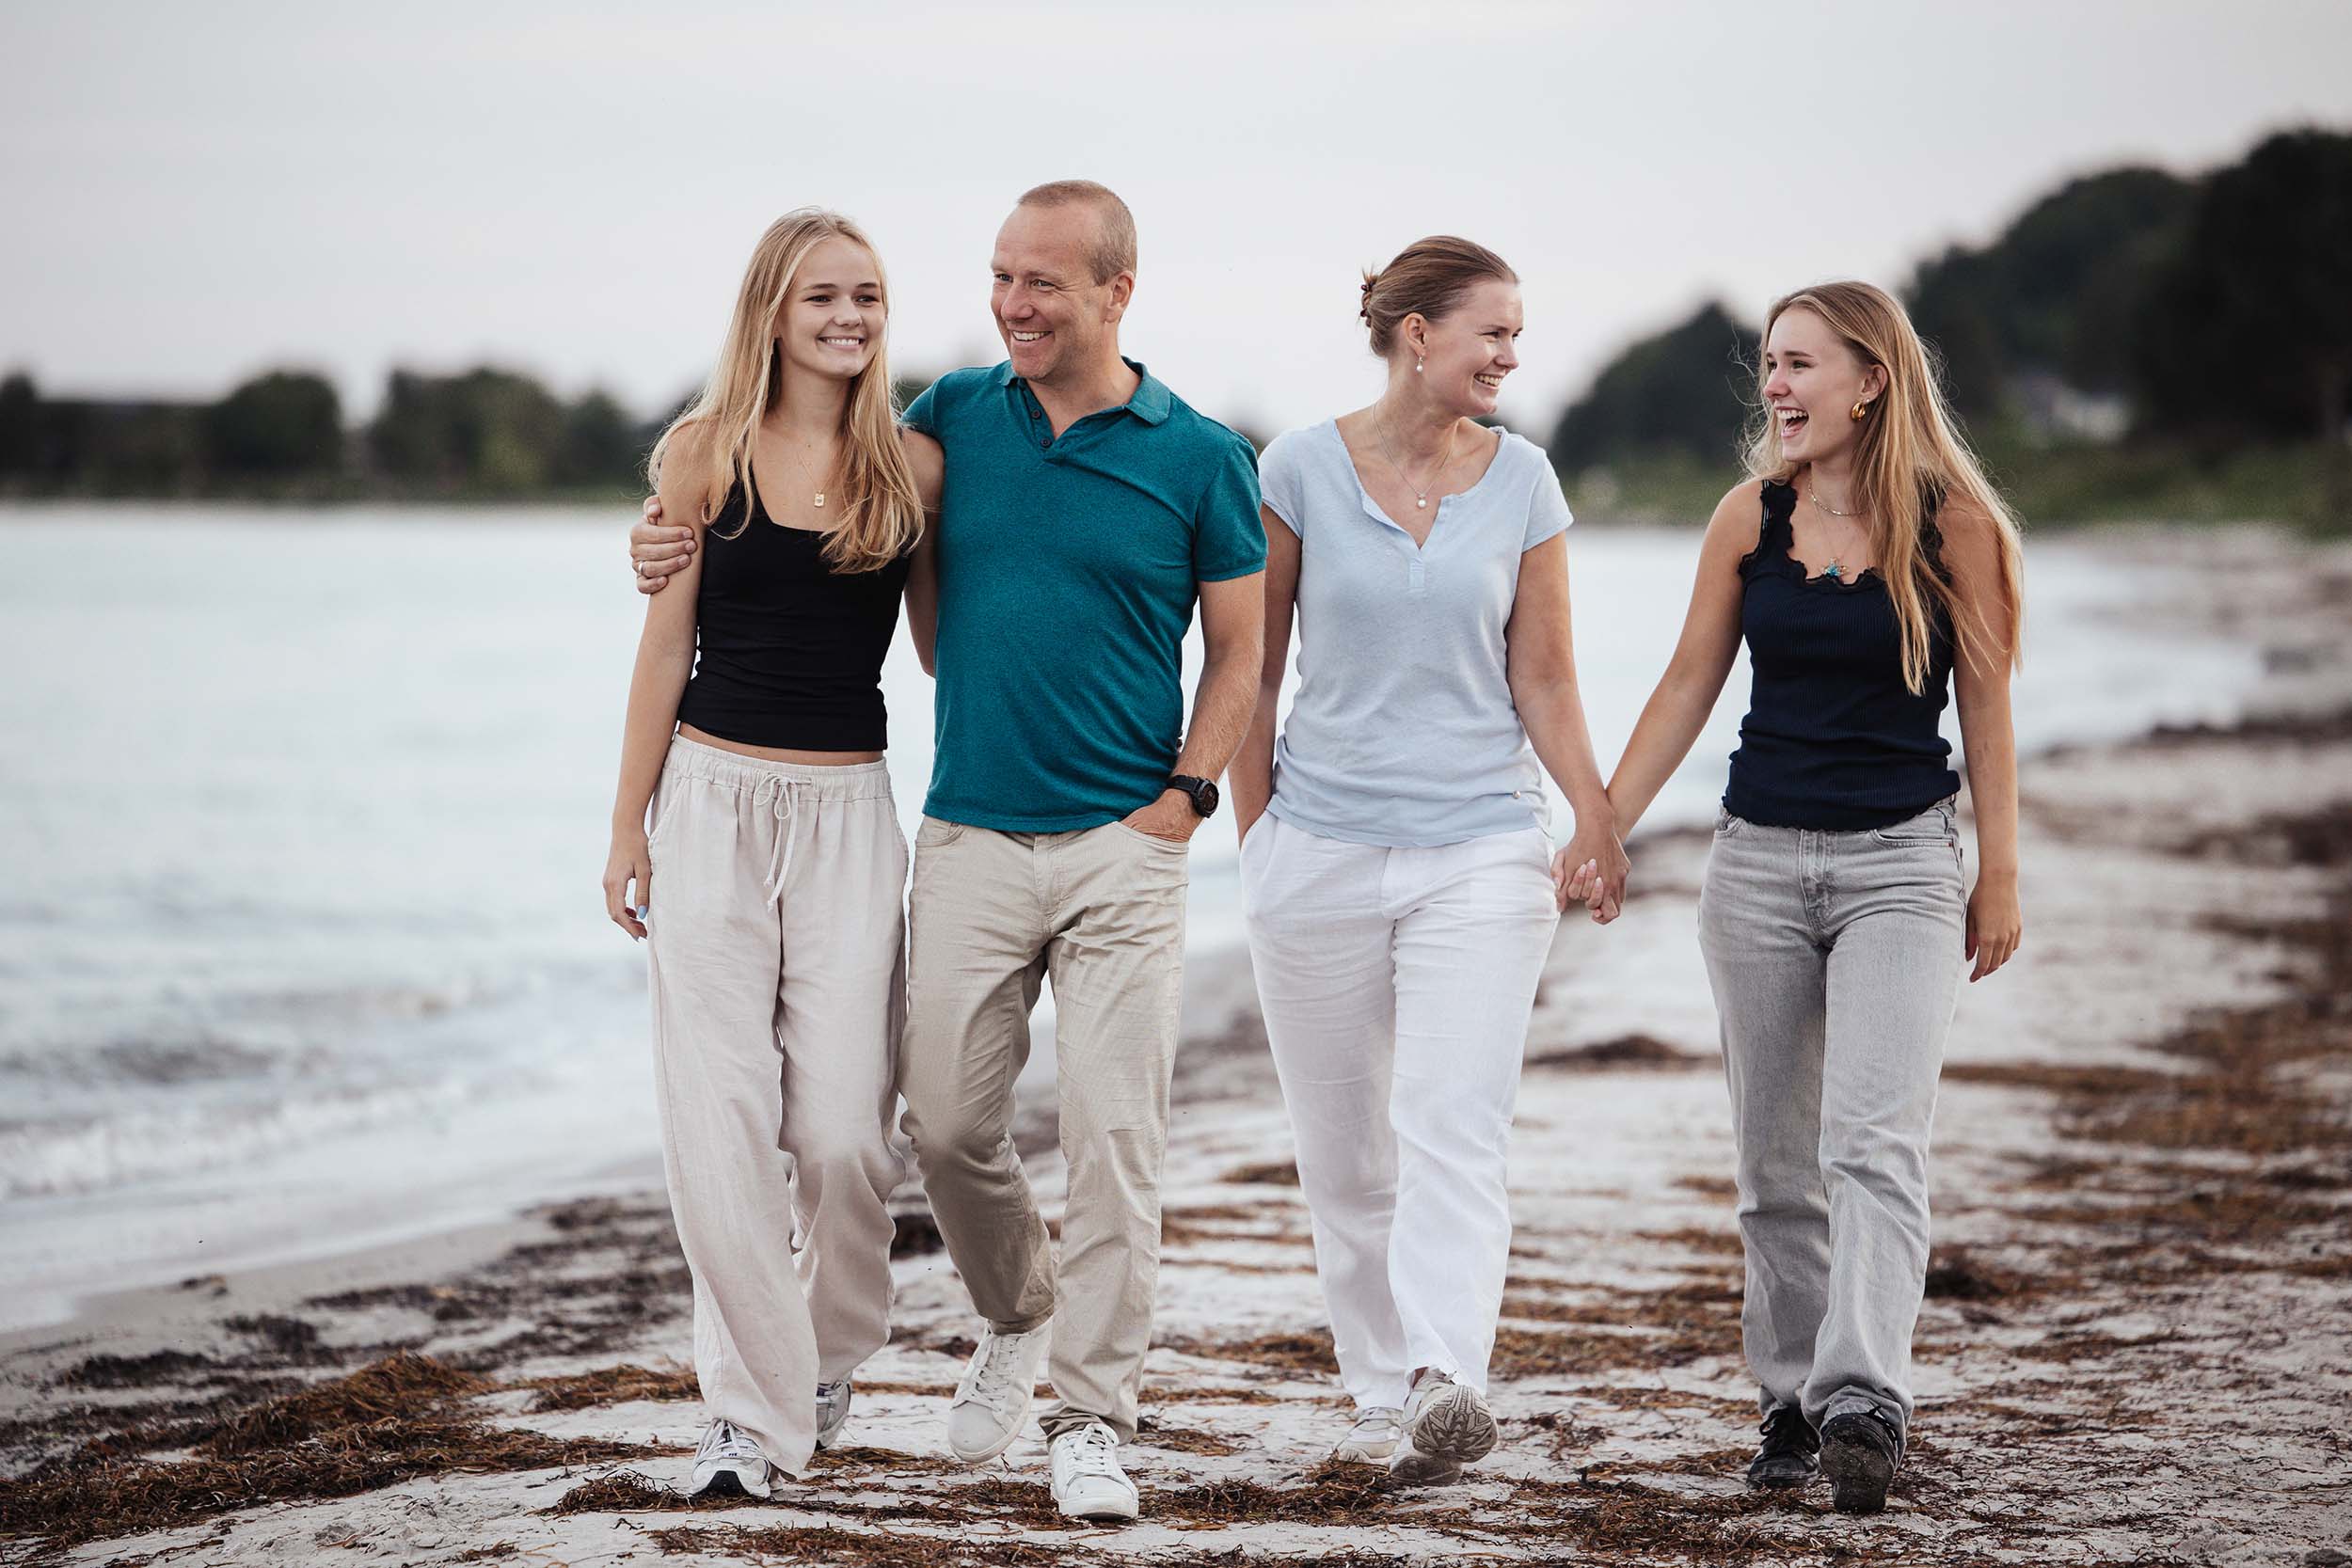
[{"xmin": 1356, "ymin": 239, "xmax": 1516, "ymax": 357}]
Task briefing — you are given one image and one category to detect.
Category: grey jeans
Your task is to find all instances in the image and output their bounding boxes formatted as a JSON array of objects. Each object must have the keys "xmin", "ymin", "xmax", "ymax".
[{"xmin": 1696, "ymin": 798, "xmax": 1966, "ymax": 1444}]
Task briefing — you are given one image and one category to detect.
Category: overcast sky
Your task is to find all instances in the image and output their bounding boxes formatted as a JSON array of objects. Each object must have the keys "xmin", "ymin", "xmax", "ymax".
[{"xmin": 7, "ymin": 0, "xmax": 2349, "ymax": 439}]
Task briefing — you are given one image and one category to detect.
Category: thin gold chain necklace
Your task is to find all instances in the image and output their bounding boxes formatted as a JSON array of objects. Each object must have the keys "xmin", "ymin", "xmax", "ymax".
[
  {"xmin": 1806, "ymin": 481, "xmax": 1864, "ymax": 518},
  {"xmin": 1803, "ymin": 483, "xmax": 1870, "ymax": 581},
  {"xmin": 777, "ymin": 436, "xmax": 837, "ymax": 510}
]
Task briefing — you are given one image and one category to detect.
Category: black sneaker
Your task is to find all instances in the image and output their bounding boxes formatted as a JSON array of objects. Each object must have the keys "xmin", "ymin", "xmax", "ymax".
[
  {"xmin": 1819, "ymin": 1408, "xmax": 1901, "ymax": 1514},
  {"xmin": 1745, "ymin": 1403, "xmax": 1819, "ymax": 1490}
]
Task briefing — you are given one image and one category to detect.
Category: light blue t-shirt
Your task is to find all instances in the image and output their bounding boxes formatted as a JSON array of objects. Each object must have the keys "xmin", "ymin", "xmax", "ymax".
[{"xmin": 1259, "ymin": 420, "xmax": 1572, "ymax": 847}]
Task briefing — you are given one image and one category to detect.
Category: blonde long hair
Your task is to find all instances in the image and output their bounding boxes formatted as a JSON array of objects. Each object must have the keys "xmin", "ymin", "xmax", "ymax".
[
  {"xmin": 1743, "ymin": 280, "xmax": 2026, "ymax": 692},
  {"xmin": 646, "ymin": 208, "xmax": 921, "ymax": 573}
]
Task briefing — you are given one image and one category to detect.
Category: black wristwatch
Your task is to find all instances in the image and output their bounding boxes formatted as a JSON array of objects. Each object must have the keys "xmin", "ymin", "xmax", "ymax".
[{"xmin": 1167, "ymin": 774, "xmax": 1220, "ymax": 818}]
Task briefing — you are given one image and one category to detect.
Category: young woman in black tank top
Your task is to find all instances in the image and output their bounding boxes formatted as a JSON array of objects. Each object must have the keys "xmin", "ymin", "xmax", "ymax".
[
  {"xmin": 1600, "ymin": 282, "xmax": 2026, "ymax": 1514},
  {"xmin": 600, "ymin": 209, "xmax": 944, "ymax": 1497}
]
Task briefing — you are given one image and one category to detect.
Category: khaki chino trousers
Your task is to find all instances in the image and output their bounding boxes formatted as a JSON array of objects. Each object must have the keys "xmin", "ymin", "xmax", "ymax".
[
  {"xmin": 898, "ymin": 816, "xmax": 1188, "ymax": 1443},
  {"xmin": 644, "ymin": 738, "xmax": 907, "ymax": 1477}
]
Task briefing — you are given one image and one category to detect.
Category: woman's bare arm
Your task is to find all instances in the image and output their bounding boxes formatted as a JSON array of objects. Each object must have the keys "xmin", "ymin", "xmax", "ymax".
[
  {"xmin": 1228, "ymin": 503, "xmax": 1297, "ymax": 847},
  {"xmin": 602, "ymin": 460, "xmax": 708, "ymax": 939},
  {"xmin": 1505, "ymin": 531, "xmax": 1628, "ymax": 918},
  {"xmin": 900, "ymin": 428, "xmax": 944, "ymax": 676},
  {"xmin": 1602, "ymin": 482, "xmax": 1759, "ymax": 835},
  {"xmin": 1944, "ymin": 498, "xmax": 2023, "ymax": 981}
]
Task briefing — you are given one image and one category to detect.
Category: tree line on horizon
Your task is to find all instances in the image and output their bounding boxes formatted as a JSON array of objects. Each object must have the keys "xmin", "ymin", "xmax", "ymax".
[
  {"xmin": 0, "ymin": 363, "xmax": 955, "ymax": 500},
  {"xmin": 2, "ymin": 127, "xmax": 2344, "ymax": 507},
  {"xmin": 0, "ymin": 366, "xmax": 660, "ymax": 499},
  {"xmin": 1547, "ymin": 126, "xmax": 2352, "ymax": 480}
]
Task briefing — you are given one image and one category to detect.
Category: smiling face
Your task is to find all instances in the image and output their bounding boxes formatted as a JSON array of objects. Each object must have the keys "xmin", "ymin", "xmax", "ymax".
[
  {"xmin": 771, "ymin": 234, "xmax": 885, "ymax": 386},
  {"xmin": 1762, "ymin": 305, "xmax": 1887, "ymax": 466},
  {"xmin": 1408, "ymin": 277, "xmax": 1523, "ymax": 420},
  {"xmin": 990, "ymin": 201, "xmax": 1130, "ymax": 387}
]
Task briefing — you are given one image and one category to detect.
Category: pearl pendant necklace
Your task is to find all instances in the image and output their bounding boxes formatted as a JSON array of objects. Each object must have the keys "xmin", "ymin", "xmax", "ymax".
[{"xmin": 1376, "ymin": 415, "xmax": 1456, "ymax": 512}]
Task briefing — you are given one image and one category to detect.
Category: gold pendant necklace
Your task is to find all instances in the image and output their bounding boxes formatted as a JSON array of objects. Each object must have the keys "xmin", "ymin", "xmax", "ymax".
[
  {"xmin": 781, "ymin": 437, "xmax": 834, "ymax": 510},
  {"xmin": 1805, "ymin": 482, "xmax": 1867, "ymax": 580}
]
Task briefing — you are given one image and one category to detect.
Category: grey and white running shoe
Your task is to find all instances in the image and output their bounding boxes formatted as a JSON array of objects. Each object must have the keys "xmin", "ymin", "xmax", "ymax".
[
  {"xmin": 1332, "ymin": 1404, "xmax": 1403, "ymax": 1463},
  {"xmin": 814, "ymin": 1380, "xmax": 853, "ymax": 1451},
  {"xmin": 688, "ymin": 1418, "xmax": 772, "ymax": 1499},
  {"xmin": 1399, "ymin": 1370, "xmax": 1498, "ymax": 1466}
]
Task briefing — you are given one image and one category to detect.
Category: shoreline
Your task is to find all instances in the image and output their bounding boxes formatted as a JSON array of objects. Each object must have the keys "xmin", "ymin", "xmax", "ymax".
[
  {"xmin": 0, "ymin": 519, "xmax": 2291, "ymax": 1331},
  {"xmin": 4, "ymin": 531, "xmax": 2349, "ymax": 1563},
  {"xmin": 0, "ymin": 942, "xmax": 1270, "ymax": 1348}
]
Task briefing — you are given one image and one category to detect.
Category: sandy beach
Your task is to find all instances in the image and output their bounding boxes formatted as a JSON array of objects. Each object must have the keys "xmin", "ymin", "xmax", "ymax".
[{"xmin": 4, "ymin": 525, "xmax": 2349, "ymax": 1565}]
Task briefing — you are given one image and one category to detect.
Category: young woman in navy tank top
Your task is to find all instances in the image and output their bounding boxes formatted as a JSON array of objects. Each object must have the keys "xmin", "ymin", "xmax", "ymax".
[
  {"xmin": 601, "ymin": 209, "xmax": 943, "ymax": 1497},
  {"xmin": 1601, "ymin": 281, "xmax": 2026, "ymax": 1515}
]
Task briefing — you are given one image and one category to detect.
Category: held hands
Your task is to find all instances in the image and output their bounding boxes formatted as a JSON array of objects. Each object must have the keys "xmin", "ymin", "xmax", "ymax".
[
  {"xmin": 1965, "ymin": 868, "xmax": 2022, "ymax": 982},
  {"xmin": 1554, "ymin": 822, "xmax": 1631, "ymax": 923},
  {"xmin": 603, "ymin": 830, "xmax": 652, "ymax": 941},
  {"xmin": 631, "ymin": 496, "xmax": 695, "ymax": 593},
  {"xmin": 1121, "ymin": 789, "xmax": 1201, "ymax": 845}
]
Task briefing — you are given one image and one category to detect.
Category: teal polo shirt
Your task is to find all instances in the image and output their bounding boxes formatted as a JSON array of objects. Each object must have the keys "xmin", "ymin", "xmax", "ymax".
[{"xmin": 902, "ymin": 358, "xmax": 1265, "ymax": 832}]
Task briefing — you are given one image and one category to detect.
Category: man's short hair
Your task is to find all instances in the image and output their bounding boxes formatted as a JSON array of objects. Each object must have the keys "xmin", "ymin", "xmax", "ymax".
[{"xmin": 1016, "ymin": 179, "xmax": 1136, "ymax": 284}]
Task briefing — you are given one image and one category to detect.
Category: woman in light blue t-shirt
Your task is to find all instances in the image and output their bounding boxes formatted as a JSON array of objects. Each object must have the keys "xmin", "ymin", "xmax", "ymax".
[{"xmin": 1229, "ymin": 236, "xmax": 1628, "ymax": 1484}]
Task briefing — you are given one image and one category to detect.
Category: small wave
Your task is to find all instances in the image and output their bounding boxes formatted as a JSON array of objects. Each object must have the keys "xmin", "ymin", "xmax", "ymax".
[{"xmin": 0, "ymin": 1070, "xmax": 527, "ymax": 1199}]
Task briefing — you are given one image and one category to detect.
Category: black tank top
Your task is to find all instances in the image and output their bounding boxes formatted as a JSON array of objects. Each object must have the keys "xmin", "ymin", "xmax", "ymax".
[
  {"xmin": 1722, "ymin": 479, "xmax": 1960, "ymax": 830},
  {"xmin": 674, "ymin": 482, "xmax": 912, "ymax": 752}
]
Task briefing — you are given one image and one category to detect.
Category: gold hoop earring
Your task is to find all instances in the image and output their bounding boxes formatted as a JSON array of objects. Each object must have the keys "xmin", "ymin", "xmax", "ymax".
[{"xmin": 1851, "ymin": 400, "xmax": 1870, "ymax": 421}]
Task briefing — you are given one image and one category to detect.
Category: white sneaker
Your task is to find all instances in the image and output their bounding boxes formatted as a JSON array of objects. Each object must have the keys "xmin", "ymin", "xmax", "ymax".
[
  {"xmin": 689, "ymin": 1418, "xmax": 772, "ymax": 1499},
  {"xmin": 1401, "ymin": 1370, "xmax": 1498, "ymax": 1466},
  {"xmin": 814, "ymin": 1380, "xmax": 852, "ymax": 1451},
  {"xmin": 946, "ymin": 1322, "xmax": 1050, "ymax": 1464},
  {"xmin": 1331, "ymin": 1404, "xmax": 1403, "ymax": 1463},
  {"xmin": 1049, "ymin": 1420, "xmax": 1139, "ymax": 1524}
]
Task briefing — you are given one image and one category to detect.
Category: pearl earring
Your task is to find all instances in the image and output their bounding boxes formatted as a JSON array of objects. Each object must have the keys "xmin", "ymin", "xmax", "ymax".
[{"xmin": 1414, "ymin": 358, "xmax": 1424, "ymax": 373}]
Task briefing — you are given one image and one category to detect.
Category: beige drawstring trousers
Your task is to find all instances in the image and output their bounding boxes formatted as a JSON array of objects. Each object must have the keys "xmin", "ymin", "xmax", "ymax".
[
  {"xmin": 897, "ymin": 816, "xmax": 1189, "ymax": 1443},
  {"xmin": 644, "ymin": 736, "xmax": 907, "ymax": 1477}
]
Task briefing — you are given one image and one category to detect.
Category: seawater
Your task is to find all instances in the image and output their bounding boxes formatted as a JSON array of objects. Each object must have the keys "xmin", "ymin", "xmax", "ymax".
[{"xmin": 0, "ymin": 506, "xmax": 2261, "ymax": 1328}]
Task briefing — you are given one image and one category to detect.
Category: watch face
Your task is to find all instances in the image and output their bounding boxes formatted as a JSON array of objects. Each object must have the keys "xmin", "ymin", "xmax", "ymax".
[{"xmin": 1194, "ymin": 781, "xmax": 1220, "ymax": 817}]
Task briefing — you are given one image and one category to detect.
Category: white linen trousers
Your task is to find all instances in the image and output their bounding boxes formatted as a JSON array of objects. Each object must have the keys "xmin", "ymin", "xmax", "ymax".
[
  {"xmin": 644, "ymin": 737, "xmax": 907, "ymax": 1477},
  {"xmin": 1240, "ymin": 813, "xmax": 1561, "ymax": 1409}
]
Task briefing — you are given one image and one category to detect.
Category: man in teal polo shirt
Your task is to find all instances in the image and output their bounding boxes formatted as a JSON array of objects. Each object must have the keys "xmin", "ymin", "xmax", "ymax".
[
  {"xmin": 894, "ymin": 182, "xmax": 1263, "ymax": 1526},
  {"xmin": 631, "ymin": 181, "xmax": 1264, "ymax": 1523}
]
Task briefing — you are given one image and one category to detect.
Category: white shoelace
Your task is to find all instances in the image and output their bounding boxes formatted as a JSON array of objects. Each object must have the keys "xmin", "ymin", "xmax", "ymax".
[
  {"xmin": 699, "ymin": 1419, "xmax": 763, "ymax": 1465},
  {"xmin": 958, "ymin": 1330, "xmax": 1032, "ymax": 1415},
  {"xmin": 1348, "ymin": 1406, "xmax": 1403, "ymax": 1439},
  {"xmin": 1058, "ymin": 1421, "xmax": 1121, "ymax": 1478}
]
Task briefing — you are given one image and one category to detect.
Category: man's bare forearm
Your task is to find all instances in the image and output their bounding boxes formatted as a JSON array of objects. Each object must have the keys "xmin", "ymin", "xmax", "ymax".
[{"xmin": 1172, "ymin": 641, "xmax": 1263, "ymax": 784}]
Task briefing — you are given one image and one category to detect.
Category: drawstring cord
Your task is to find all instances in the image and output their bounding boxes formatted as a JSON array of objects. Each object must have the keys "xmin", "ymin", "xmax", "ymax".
[{"xmin": 755, "ymin": 775, "xmax": 807, "ymax": 908}]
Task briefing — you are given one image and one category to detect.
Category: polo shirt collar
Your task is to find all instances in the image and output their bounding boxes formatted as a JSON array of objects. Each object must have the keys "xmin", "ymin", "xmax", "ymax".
[{"xmin": 995, "ymin": 356, "xmax": 1170, "ymax": 426}]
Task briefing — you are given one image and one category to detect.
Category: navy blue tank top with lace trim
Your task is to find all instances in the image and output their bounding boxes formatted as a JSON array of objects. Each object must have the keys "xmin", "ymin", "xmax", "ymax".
[{"xmin": 1722, "ymin": 479, "xmax": 1959, "ymax": 830}]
